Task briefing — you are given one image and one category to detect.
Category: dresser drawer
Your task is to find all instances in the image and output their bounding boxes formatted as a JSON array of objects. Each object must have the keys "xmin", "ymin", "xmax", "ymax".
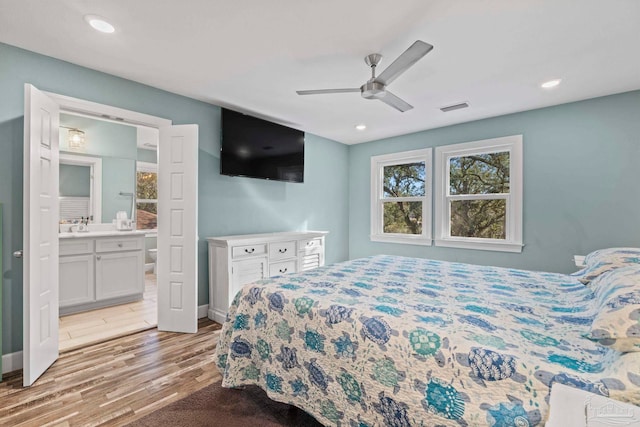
[
  {"xmin": 232, "ymin": 243, "xmax": 267, "ymax": 259},
  {"xmin": 60, "ymin": 238, "xmax": 94, "ymax": 256},
  {"xmin": 300, "ymin": 238, "xmax": 323, "ymax": 254},
  {"xmin": 269, "ymin": 260, "xmax": 297, "ymax": 277},
  {"xmin": 269, "ymin": 240, "xmax": 296, "ymax": 260},
  {"xmin": 95, "ymin": 236, "xmax": 143, "ymax": 253}
]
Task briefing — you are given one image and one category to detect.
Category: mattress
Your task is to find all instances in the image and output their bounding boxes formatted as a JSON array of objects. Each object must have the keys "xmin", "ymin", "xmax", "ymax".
[{"xmin": 215, "ymin": 255, "xmax": 640, "ymax": 426}]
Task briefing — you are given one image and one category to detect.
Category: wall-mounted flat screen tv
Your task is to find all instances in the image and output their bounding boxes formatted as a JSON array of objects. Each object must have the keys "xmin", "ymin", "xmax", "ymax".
[{"xmin": 220, "ymin": 108, "xmax": 305, "ymax": 183}]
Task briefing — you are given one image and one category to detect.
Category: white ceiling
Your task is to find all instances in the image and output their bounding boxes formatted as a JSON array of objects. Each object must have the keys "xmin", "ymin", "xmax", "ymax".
[{"xmin": 1, "ymin": 0, "xmax": 639, "ymax": 144}]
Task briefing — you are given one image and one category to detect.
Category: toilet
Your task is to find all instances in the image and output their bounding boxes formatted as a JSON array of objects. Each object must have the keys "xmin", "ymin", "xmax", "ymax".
[{"xmin": 148, "ymin": 248, "xmax": 158, "ymax": 274}]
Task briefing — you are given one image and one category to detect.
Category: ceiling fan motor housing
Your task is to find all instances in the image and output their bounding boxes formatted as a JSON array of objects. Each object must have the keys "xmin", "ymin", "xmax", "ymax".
[{"xmin": 361, "ymin": 81, "xmax": 386, "ymax": 99}]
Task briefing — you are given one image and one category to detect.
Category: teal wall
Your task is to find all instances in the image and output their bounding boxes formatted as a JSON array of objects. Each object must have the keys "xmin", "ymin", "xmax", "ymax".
[
  {"xmin": 137, "ymin": 148, "xmax": 157, "ymax": 164},
  {"xmin": 102, "ymin": 157, "xmax": 136, "ymax": 221},
  {"xmin": 349, "ymin": 90, "xmax": 640, "ymax": 273},
  {"xmin": 59, "ymin": 164, "xmax": 90, "ymax": 197},
  {"xmin": 60, "ymin": 114, "xmax": 137, "ymax": 158},
  {"xmin": 0, "ymin": 43, "xmax": 350, "ymax": 356}
]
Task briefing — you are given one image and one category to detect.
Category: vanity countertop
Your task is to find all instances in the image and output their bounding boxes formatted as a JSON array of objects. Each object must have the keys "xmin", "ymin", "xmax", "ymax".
[{"xmin": 59, "ymin": 230, "xmax": 148, "ymax": 239}]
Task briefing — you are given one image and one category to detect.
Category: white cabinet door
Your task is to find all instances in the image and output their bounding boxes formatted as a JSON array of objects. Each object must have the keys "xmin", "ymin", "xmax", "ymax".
[
  {"xmin": 95, "ymin": 251, "xmax": 144, "ymax": 300},
  {"xmin": 299, "ymin": 250, "xmax": 324, "ymax": 271},
  {"xmin": 59, "ymin": 254, "xmax": 95, "ymax": 307},
  {"xmin": 231, "ymin": 257, "xmax": 267, "ymax": 305},
  {"xmin": 22, "ymin": 84, "xmax": 60, "ymax": 386}
]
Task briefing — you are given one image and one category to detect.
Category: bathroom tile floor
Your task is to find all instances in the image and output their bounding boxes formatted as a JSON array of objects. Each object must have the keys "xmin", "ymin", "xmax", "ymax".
[{"xmin": 58, "ymin": 273, "xmax": 158, "ymax": 352}]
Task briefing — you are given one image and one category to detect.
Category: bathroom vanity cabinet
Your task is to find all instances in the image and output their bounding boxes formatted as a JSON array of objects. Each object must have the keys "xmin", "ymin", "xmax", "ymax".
[
  {"xmin": 206, "ymin": 231, "xmax": 328, "ymax": 323},
  {"xmin": 59, "ymin": 232, "xmax": 145, "ymax": 315}
]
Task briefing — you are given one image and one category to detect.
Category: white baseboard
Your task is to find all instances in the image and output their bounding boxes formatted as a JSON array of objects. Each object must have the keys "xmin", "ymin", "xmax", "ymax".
[
  {"xmin": 208, "ymin": 307, "xmax": 226, "ymax": 324},
  {"xmin": 2, "ymin": 351, "xmax": 23, "ymax": 374},
  {"xmin": 198, "ymin": 304, "xmax": 209, "ymax": 319}
]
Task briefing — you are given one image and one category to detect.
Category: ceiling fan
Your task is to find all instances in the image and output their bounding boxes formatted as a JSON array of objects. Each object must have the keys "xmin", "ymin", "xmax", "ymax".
[{"xmin": 296, "ymin": 40, "xmax": 433, "ymax": 112}]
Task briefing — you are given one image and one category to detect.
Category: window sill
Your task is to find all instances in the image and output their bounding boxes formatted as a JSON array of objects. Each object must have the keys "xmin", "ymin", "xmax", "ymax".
[
  {"xmin": 435, "ymin": 238, "xmax": 523, "ymax": 253},
  {"xmin": 370, "ymin": 235, "xmax": 432, "ymax": 246}
]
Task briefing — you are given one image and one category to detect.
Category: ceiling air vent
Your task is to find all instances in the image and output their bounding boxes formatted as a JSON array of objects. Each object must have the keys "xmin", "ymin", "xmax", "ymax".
[{"xmin": 440, "ymin": 102, "xmax": 469, "ymax": 112}]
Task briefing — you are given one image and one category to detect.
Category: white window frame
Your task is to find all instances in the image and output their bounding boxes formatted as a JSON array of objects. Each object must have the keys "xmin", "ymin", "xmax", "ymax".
[
  {"xmin": 434, "ymin": 135, "xmax": 523, "ymax": 253},
  {"xmin": 370, "ymin": 148, "xmax": 432, "ymax": 245},
  {"xmin": 136, "ymin": 161, "xmax": 158, "ymax": 230}
]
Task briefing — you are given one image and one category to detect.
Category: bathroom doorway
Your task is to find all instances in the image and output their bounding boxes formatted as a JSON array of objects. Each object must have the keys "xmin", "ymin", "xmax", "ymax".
[
  {"xmin": 57, "ymin": 113, "xmax": 160, "ymax": 352},
  {"xmin": 23, "ymin": 84, "xmax": 198, "ymax": 386}
]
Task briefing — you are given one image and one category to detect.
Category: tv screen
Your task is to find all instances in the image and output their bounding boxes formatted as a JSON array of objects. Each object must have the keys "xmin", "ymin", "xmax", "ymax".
[{"xmin": 220, "ymin": 108, "xmax": 305, "ymax": 183}]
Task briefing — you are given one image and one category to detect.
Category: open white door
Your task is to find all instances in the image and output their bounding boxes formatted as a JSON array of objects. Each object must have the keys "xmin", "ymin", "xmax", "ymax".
[
  {"xmin": 23, "ymin": 84, "xmax": 60, "ymax": 386},
  {"xmin": 157, "ymin": 125, "xmax": 198, "ymax": 333}
]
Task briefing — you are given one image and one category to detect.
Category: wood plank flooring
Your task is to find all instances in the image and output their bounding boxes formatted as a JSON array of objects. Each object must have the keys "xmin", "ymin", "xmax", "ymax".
[
  {"xmin": 0, "ymin": 319, "xmax": 222, "ymax": 426},
  {"xmin": 59, "ymin": 274, "xmax": 158, "ymax": 352}
]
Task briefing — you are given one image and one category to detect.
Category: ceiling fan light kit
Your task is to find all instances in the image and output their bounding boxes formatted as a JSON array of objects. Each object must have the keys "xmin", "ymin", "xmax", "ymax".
[{"xmin": 297, "ymin": 40, "xmax": 433, "ymax": 113}]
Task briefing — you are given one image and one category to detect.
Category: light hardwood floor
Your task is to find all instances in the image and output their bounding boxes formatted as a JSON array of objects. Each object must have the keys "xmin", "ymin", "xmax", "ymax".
[
  {"xmin": 0, "ymin": 319, "xmax": 222, "ymax": 426},
  {"xmin": 59, "ymin": 273, "xmax": 158, "ymax": 352}
]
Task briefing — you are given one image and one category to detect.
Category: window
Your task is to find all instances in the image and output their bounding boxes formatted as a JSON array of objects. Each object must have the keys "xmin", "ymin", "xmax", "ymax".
[
  {"xmin": 434, "ymin": 135, "xmax": 523, "ymax": 252},
  {"xmin": 370, "ymin": 148, "xmax": 432, "ymax": 245},
  {"xmin": 136, "ymin": 161, "xmax": 158, "ymax": 230}
]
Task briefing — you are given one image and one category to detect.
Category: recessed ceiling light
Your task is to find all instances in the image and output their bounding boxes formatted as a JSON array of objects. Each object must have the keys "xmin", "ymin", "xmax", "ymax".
[
  {"xmin": 355, "ymin": 124, "xmax": 366, "ymax": 131},
  {"xmin": 84, "ymin": 15, "xmax": 115, "ymax": 33},
  {"xmin": 541, "ymin": 79, "xmax": 561, "ymax": 89}
]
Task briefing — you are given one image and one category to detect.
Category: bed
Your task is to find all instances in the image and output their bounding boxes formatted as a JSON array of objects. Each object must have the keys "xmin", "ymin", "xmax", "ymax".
[{"xmin": 215, "ymin": 254, "xmax": 640, "ymax": 426}]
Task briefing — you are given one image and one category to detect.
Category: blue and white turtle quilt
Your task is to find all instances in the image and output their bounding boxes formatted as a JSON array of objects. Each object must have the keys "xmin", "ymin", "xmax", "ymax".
[{"xmin": 215, "ymin": 255, "xmax": 640, "ymax": 426}]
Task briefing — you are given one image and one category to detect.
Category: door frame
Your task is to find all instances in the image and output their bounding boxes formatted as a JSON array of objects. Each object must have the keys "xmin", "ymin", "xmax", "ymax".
[{"xmin": 45, "ymin": 92, "xmax": 172, "ymax": 129}]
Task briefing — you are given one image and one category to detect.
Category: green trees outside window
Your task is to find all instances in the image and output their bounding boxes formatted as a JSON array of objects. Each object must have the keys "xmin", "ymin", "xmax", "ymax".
[
  {"xmin": 382, "ymin": 162, "xmax": 425, "ymax": 235},
  {"xmin": 136, "ymin": 170, "xmax": 157, "ymax": 230},
  {"xmin": 448, "ymin": 152, "xmax": 510, "ymax": 239}
]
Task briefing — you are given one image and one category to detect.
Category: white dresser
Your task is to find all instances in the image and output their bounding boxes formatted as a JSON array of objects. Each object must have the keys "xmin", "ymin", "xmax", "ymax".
[
  {"xmin": 59, "ymin": 232, "xmax": 145, "ymax": 315},
  {"xmin": 207, "ymin": 231, "xmax": 328, "ymax": 323}
]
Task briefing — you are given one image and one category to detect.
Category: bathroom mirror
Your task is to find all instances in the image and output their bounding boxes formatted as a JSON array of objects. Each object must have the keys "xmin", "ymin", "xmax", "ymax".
[
  {"xmin": 59, "ymin": 113, "xmax": 158, "ymax": 229},
  {"xmin": 59, "ymin": 152, "xmax": 102, "ymax": 223}
]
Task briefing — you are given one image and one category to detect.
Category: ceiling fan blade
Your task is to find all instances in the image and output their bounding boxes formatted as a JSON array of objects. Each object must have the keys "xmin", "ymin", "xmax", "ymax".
[
  {"xmin": 376, "ymin": 40, "xmax": 433, "ymax": 86},
  {"xmin": 378, "ymin": 91, "xmax": 413, "ymax": 112},
  {"xmin": 296, "ymin": 88, "xmax": 360, "ymax": 95}
]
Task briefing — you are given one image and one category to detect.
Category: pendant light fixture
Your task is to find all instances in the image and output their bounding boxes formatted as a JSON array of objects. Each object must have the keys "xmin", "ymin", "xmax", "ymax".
[{"xmin": 61, "ymin": 126, "xmax": 87, "ymax": 151}]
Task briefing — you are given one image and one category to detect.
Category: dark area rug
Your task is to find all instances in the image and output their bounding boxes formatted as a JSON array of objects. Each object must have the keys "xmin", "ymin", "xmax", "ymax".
[{"xmin": 125, "ymin": 381, "xmax": 323, "ymax": 427}]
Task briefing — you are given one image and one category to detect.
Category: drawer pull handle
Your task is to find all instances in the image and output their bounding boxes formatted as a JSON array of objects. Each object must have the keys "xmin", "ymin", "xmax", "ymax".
[
  {"xmin": 278, "ymin": 248, "xmax": 287, "ymax": 253},
  {"xmin": 96, "ymin": 255, "xmax": 101, "ymax": 261},
  {"xmin": 245, "ymin": 248, "xmax": 255, "ymax": 254},
  {"xmin": 118, "ymin": 243, "xmax": 123, "ymax": 248},
  {"xmin": 279, "ymin": 268, "xmax": 288, "ymax": 273},
  {"xmin": 307, "ymin": 241, "xmax": 313, "ymax": 246}
]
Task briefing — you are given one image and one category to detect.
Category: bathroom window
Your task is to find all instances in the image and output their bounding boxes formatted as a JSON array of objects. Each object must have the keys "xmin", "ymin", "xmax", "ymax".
[{"xmin": 136, "ymin": 162, "xmax": 158, "ymax": 230}]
